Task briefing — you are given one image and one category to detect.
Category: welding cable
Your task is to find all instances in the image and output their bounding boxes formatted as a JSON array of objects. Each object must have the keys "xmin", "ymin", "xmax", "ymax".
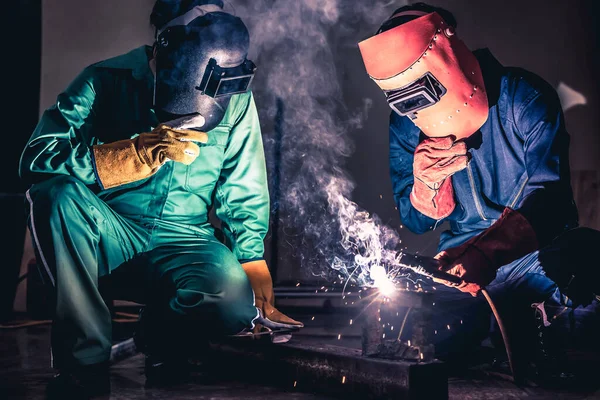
[
  {"xmin": 399, "ymin": 252, "xmax": 520, "ymax": 381},
  {"xmin": 0, "ymin": 315, "xmax": 139, "ymax": 329},
  {"xmin": 114, "ymin": 311, "xmax": 141, "ymax": 319},
  {"xmin": 0, "ymin": 320, "xmax": 52, "ymax": 329},
  {"xmin": 481, "ymin": 289, "xmax": 518, "ymax": 383}
]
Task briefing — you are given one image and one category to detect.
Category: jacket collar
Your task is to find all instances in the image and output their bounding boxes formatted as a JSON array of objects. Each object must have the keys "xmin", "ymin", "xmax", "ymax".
[{"xmin": 474, "ymin": 48, "xmax": 504, "ymax": 108}]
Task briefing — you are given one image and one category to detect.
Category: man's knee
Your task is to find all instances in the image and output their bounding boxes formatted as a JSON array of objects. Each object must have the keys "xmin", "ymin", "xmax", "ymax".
[
  {"xmin": 212, "ymin": 262, "xmax": 256, "ymax": 332},
  {"xmin": 28, "ymin": 175, "xmax": 91, "ymax": 212},
  {"xmin": 178, "ymin": 261, "xmax": 255, "ymax": 334}
]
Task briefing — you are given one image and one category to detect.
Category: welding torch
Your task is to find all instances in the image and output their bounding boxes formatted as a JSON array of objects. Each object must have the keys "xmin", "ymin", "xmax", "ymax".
[
  {"xmin": 395, "ymin": 252, "xmax": 518, "ymax": 383},
  {"xmin": 395, "ymin": 252, "xmax": 463, "ymax": 285}
]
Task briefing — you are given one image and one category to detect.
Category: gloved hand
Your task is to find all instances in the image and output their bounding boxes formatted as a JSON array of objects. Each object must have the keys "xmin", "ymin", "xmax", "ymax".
[
  {"xmin": 434, "ymin": 207, "xmax": 539, "ymax": 296},
  {"xmin": 410, "ymin": 136, "xmax": 469, "ymax": 219},
  {"xmin": 92, "ymin": 124, "xmax": 208, "ymax": 189},
  {"xmin": 241, "ymin": 260, "xmax": 304, "ymax": 331}
]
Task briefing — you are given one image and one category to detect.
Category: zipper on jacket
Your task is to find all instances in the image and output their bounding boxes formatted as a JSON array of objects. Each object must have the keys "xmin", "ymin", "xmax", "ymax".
[
  {"xmin": 466, "ymin": 163, "xmax": 487, "ymax": 221},
  {"xmin": 509, "ymin": 176, "xmax": 528, "ymax": 209}
]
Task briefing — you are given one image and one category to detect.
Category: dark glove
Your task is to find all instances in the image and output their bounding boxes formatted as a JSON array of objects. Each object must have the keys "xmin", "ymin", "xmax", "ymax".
[
  {"xmin": 434, "ymin": 207, "xmax": 539, "ymax": 296},
  {"xmin": 411, "ymin": 137, "xmax": 469, "ymax": 219}
]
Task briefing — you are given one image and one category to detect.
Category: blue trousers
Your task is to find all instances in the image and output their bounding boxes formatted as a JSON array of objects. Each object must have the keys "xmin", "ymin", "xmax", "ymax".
[{"xmin": 399, "ymin": 228, "xmax": 600, "ymax": 359}]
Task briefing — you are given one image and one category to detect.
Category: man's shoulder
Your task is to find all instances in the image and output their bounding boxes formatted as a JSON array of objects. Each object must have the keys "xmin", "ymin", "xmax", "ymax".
[
  {"xmin": 76, "ymin": 46, "xmax": 153, "ymax": 86},
  {"xmin": 92, "ymin": 46, "xmax": 151, "ymax": 71},
  {"xmin": 476, "ymin": 49, "xmax": 558, "ymax": 112},
  {"xmin": 67, "ymin": 45, "xmax": 153, "ymax": 95},
  {"xmin": 500, "ymin": 66, "xmax": 558, "ymax": 111},
  {"xmin": 225, "ymin": 91, "xmax": 255, "ymax": 124},
  {"xmin": 229, "ymin": 90, "xmax": 253, "ymax": 107}
]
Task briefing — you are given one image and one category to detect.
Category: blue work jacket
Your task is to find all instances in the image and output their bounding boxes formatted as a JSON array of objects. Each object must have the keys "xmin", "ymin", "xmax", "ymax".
[{"xmin": 389, "ymin": 49, "xmax": 579, "ymax": 252}]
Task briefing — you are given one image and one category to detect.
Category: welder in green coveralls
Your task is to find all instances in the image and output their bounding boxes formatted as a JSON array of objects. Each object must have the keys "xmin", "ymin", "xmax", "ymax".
[{"xmin": 19, "ymin": 1, "xmax": 302, "ymax": 397}]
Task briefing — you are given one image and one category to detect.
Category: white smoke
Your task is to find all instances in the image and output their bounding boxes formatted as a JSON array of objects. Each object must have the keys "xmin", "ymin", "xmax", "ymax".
[{"xmin": 235, "ymin": 0, "xmax": 410, "ymax": 288}]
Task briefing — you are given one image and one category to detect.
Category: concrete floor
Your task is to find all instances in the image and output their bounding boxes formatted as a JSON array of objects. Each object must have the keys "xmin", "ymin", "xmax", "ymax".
[
  {"xmin": 0, "ymin": 323, "xmax": 331, "ymax": 400},
  {"xmin": 2, "ymin": 316, "xmax": 600, "ymax": 399}
]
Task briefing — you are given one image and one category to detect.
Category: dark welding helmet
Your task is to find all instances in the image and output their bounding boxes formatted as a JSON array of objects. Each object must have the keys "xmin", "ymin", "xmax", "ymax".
[{"xmin": 154, "ymin": 4, "xmax": 256, "ymax": 131}]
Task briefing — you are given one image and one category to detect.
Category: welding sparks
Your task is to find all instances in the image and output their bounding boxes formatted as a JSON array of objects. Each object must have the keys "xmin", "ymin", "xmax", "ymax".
[
  {"xmin": 235, "ymin": 1, "xmax": 426, "ymax": 301},
  {"xmin": 342, "ymin": 376, "xmax": 347, "ymax": 384},
  {"xmin": 293, "ymin": 381, "xmax": 297, "ymax": 387},
  {"xmin": 338, "ymin": 334, "xmax": 341, "ymax": 340},
  {"xmin": 370, "ymin": 265, "xmax": 397, "ymax": 297}
]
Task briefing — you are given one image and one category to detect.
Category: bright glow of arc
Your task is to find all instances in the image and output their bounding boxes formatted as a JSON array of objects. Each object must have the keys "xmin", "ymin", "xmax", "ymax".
[{"xmin": 370, "ymin": 265, "xmax": 397, "ymax": 297}]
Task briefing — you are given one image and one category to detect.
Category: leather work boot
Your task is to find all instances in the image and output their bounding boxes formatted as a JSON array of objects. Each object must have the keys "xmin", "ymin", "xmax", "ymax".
[
  {"xmin": 530, "ymin": 302, "xmax": 574, "ymax": 387},
  {"xmin": 135, "ymin": 307, "xmax": 208, "ymax": 387}
]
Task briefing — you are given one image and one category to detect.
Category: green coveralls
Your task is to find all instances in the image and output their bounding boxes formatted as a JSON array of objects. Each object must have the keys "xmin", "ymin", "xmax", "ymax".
[{"xmin": 19, "ymin": 46, "xmax": 268, "ymax": 368}]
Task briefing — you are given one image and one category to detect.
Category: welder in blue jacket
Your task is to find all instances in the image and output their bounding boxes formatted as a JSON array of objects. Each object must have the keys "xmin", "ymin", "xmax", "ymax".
[{"xmin": 359, "ymin": 2, "xmax": 599, "ymax": 374}]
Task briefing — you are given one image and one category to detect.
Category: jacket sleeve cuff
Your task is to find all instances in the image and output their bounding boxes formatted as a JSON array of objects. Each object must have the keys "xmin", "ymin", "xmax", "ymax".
[
  {"xmin": 239, "ymin": 258, "xmax": 264, "ymax": 264},
  {"xmin": 90, "ymin": 146, "xmax": 106, "ymax": 191},
  {"xmin": 410, "ymin": 178, "xmax": 456, "ymax": 220}
]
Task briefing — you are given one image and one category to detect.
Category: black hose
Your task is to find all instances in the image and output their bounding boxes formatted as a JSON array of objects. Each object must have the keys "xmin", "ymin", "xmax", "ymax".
[{"xmin": 481, "ymin": 289, "xmax": 518, "ymax": 383}]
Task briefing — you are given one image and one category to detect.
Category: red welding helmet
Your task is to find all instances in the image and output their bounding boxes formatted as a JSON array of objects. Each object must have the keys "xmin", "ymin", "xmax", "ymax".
[{"xmin": 359, "ymin": 11, "xmax": 488, "ymax": 140}]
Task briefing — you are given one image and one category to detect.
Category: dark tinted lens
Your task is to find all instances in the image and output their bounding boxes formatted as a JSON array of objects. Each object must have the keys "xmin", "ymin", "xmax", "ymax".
[
  {"xmin": 391, "ymin": 93, "xmax": 433, "ymax": 114},
  {"xmin": 215, "ymin": 76, "xmax": 253, "ymax": 97}
]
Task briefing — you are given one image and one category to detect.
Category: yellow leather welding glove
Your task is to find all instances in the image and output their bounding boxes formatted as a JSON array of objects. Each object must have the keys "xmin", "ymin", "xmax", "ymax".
[
  {"xmin": 92, "ymin": 124, "xmax": 207, "ymax": 189},
  {"xmin": 241, "ymin": 260, "xmax": 304, "ymax": 330}
]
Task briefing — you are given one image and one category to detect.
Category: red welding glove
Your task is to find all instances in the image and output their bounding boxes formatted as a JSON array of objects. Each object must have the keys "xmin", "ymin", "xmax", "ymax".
[
  {"xmin": 434, "ymin": 207, "xmax": 539, "ymax": 296},
  {"xmin": 241, "ymin": 260, "xmax": 304, "ymax": 332},
  {"xmin": 410, "ymin": 137, "xmax": 469, "ymax": 220}
]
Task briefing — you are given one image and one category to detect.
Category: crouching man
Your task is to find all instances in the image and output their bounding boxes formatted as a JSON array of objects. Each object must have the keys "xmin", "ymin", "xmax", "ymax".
[
  {"xmin": 359, "ymin": 2, "xmax": 599, "ymax": 380},
  {"xmin": 20, "ymin": 1, "xmax": 302, "ymax": 397}
]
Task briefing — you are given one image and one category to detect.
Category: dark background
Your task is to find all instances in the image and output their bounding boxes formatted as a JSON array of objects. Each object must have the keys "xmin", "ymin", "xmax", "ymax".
[{"xmin": 1, "ymin": 0, "xmax": 599, "ymax": 310}]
